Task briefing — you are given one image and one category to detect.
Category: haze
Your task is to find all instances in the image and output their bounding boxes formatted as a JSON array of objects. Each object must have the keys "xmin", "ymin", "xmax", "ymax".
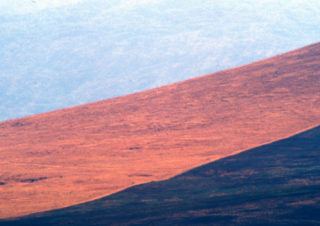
[{"xmin": 1, "ymin": 0, "xmax": 320, "ymax": 121}]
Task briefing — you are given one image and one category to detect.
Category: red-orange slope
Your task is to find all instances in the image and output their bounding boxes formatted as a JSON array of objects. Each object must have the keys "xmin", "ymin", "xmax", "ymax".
[{"xmin": 1, "ymin": 42, "xmax": 320, "ymax": 218}]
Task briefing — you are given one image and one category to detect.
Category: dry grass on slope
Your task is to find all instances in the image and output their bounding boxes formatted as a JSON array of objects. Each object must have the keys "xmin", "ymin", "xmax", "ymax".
[{"xmin": 0, "ymin": 42, "xmax": 320, "ymax": 218}]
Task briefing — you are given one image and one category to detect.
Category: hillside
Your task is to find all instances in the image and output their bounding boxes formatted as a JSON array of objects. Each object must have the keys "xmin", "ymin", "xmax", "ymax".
[
  {"xmin": 0, "ymin": 42, "xmax": 320, "ymax": 218},
  {"xmin": 2, "ymin": 0, "xmax": 320, "ymax": 121},
  {"xmin": 2, "ymin": 125, "xmax": 320, "ymax": 225}
]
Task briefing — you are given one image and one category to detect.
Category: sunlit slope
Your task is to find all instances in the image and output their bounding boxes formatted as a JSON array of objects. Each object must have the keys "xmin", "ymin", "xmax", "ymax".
[
  {"xmin": 0, "ymin": 42, "xmax": 320, "ymax": 218},
  {"xmin": 2, "ymin": 0, "xmax": 320, "ymax": 121},
  {"xmin": 3, "ymin": 125, "xmax": 320, "ymax": 225}
]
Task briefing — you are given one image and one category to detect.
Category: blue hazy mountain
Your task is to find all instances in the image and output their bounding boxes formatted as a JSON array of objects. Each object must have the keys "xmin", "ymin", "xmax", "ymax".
[{"xmin": 1, "ymin": 0, "xmax": 320, "ymax": 121}]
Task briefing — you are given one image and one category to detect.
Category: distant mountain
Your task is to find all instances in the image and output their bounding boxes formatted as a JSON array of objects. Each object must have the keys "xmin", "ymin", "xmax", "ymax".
[
  {"xmin": 2, "ymin": 125, "xmax": 320, "ymax": 225},
  {"xmin": 1, "ymin": 0, "xmax": 320, "ymax": 121},
  {"xmin": 0, "ymin": 42, "xmax": 319, "ymax": 219}
]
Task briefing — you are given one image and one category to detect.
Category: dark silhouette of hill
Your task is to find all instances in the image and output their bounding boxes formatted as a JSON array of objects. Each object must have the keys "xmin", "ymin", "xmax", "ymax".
[
  {"xmin": 0, "ymin": 42, "xmax": 320, "ymax": 218},
  {"xmin": 2, "ymin": 125, "xmax": 320, "ymax": 225}
]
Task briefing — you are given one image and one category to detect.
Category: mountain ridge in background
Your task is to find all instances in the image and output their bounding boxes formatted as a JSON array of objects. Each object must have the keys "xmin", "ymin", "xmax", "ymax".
[
  {"xmin": 0, "ymin": 42, "xmax": 320, "ymax": 218},
  {"xmin": 1, "ymin": 0, "xmax": 320, "ymax": 121}
]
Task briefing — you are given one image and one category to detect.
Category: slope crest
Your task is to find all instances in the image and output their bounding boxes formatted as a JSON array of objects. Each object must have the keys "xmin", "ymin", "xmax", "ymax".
[{"xmin": 0, "ymin": 42, "xmax": 320, "ymax": 218}]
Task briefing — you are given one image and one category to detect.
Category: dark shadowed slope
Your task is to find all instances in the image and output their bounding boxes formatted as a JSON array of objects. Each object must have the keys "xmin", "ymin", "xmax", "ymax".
[
  {"xmin": 2, "ymin": 125, "xmax": 320, "ymax": 225},
  {"xmin": 0, "ymin": 43, "xmax": 320, "ymax": 218}
]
